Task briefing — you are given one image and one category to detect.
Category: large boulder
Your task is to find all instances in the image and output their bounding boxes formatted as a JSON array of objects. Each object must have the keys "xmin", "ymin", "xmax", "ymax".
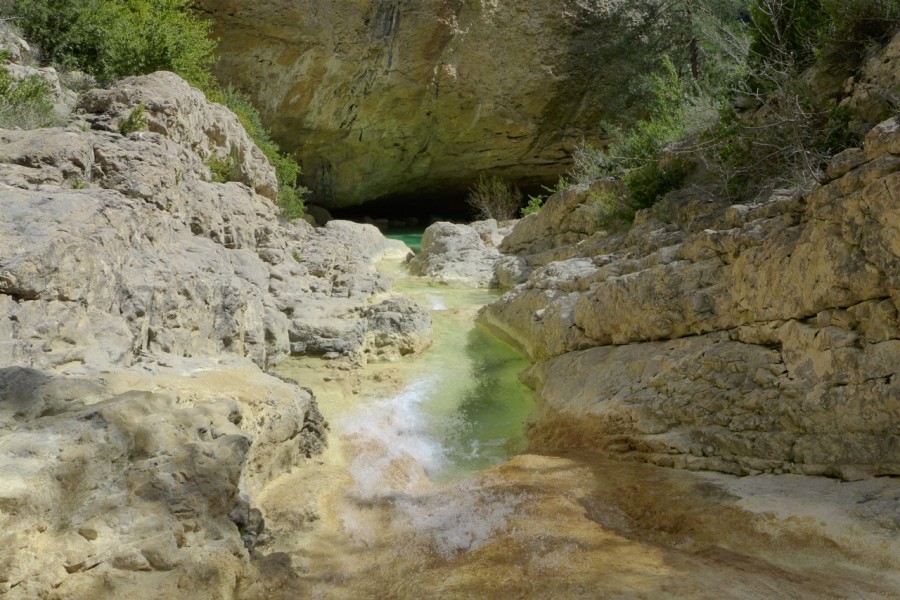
[
  {"xmin": 0, "ymin": 73, "xmax": 426, "ymax": 370},
  {"xmin": 0, "ymin": 358, "xmax": 325, "ymax": 599},
  {"xmin": 409, "ymin": 219, "xmax": 509, "ymax": 287},
  {"xmin": 0, "ymin": 69, "xmax": 427, "ymax": 598},
  {"xmin": 198, "ymin": 0, "xmax": 648, "ymax": 207}
]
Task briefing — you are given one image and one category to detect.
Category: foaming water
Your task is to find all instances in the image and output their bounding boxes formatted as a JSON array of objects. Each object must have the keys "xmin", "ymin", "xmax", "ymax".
[
  {"xmin": 339, "ymin": 376, "xmax": 446, "ymax": 499},
  {"xmin": 344, "ymin": 267, "xmax": 534, "ymax": 488},
  {"xmin": 274, "ymin": 257, "xmax": 535, "ymax": 577}
]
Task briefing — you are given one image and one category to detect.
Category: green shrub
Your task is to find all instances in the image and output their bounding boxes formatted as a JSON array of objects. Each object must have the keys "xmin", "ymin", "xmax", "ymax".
[
  {"xmin": 277, "ymin": 184, "xmax": 306, "ymax": 221},
  {"xmin": 572, "ymin": 57, "xmax": 700, "ymax": 184},
  {"xmin": 520, "ymin": 194, "xmax": 545, "ymax": 217},
  {"xmin": 623, "ymin": 158, "xmax": 691, "ymax": 211},
  {"xmin": 205, "ymin": 151, "xmax": 239, "ymax": 184},
  {"xmin": 589, "ymin": 188, "xmax": 635, "ymax": 232},
  {"xmin": 118, "ymin": 103, "xmax": 148, "ymax": 135},
  {"xmin": 218, "ymin": 87, "xmax": 308, "ymax": 219},
  {"xmin": 748, "ymin": 0, "xmax": 900, "ymax": 78},
  {"xmin": 748, "ymin": 0, "xmax": 828, "ymax": 73},
  {"xmin": 695, "ymin": 0, "xmax": 890, "ymax": 201},
  {"xmin": 0, "ymin": 66, "xmax": 56, "ymax": 129},
  {"xmin": 819, "ymin": 0, "xmax": 900, "ymax": 74},
  {"xmin": 4, "ymin": 0, "xmax": 308, "ymax": 220},
  {"xmin": 5, "ymin": 0, "xmax": 216, "ymax": 89},
  {"xmin": 570, "ymin": 57, "xmax": 702, "ymax": 219},
  {"xmin": 466, "ymin": 174, "xmax": 523, "ymax": 221}
]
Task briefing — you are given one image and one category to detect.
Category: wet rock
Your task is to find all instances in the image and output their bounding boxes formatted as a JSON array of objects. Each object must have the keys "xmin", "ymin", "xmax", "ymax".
[{"xmin": 365, "ymin": 297, "xmax": 433, "ymax": 360}]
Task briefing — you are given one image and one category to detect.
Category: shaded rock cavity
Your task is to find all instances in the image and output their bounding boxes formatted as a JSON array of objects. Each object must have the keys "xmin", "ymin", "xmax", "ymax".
[{"xmin": 198, "ymin": 0, "xmax": 642, "ymax": 208}]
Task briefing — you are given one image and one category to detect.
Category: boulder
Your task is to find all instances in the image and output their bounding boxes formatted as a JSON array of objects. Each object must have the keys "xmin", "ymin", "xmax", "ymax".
[
  {"xmin": 409, "ymin": 220, "xmax": 507, "ymax": 287},
  {"xmin": 0, "ymin": 68, "xmax": 428, "ymax": 598},
  {"xmin": 364, "ymin": 297, "xmax": 433, "ymax": 360},
  {"xmin": 0, "ymin": 358, "xmax": 325, "ymax": 599}
]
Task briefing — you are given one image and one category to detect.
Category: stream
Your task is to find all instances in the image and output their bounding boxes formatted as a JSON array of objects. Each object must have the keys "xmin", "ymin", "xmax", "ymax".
[
  {"xmin": 262, "ymin": 244, "xmax": 900, "ymax": 599},
  {"xmin": 267, "ymin": 250, "xmax": 540, "ymax": 595}
]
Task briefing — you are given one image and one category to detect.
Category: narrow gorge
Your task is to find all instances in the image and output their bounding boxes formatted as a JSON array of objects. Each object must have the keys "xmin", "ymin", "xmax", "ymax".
[{"xmin": 1, "ymin": 3, "xmax": 899, "ymax": 599}]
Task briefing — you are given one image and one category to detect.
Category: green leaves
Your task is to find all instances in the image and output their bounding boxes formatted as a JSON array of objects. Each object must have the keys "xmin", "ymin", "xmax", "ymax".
[
  {"xmin": 0, "ymin": 68, "xmax": 56, "ymax": 129},
  {"xmin": 220, "ymin": 88, "xmax": 308, "ymax": 220},
  {"xmin": 7, "ymin": 0, "xmax": 216, "ymax": 89}
]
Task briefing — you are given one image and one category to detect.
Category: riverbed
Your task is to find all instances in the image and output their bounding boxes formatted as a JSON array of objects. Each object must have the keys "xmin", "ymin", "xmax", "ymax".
[{"xmin": 260, "ymin": 253, "xmax": 900, "ymax": 599}]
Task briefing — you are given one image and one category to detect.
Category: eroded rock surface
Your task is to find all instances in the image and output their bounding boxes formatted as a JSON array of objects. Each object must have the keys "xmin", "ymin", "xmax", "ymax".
[
  {"xmin": 0, "ymin": 68, "xmax": 428, "ymax": 598},
  {"xmin": 479, "ymin": 117, "xmax": 900, "ymax": 479},
  {"xmin": 198, "ymin": 0, "xmax": 646, "ymax": 207},
  {"xmin": 408, "ymin": 219, "xmax": 510, "ymax": 287}
]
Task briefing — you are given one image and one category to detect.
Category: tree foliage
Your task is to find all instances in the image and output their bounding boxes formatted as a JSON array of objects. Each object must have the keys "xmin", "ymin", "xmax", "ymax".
[
  {"xmin": 218, "ymin": 87, "xmax": 308, "ymax": 220},
  {"xmin": 6, "ymin": 0, "xmax": 216, "ymax": 89},
  {"xmin": 3, "ymin": 0, "xmax": 309, "ymax": 219},
  {"xmin": 572, "ymin": 0, "xmax": 899, "ymax": 213}
]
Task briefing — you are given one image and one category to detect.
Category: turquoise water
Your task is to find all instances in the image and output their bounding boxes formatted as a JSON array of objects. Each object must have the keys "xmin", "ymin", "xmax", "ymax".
[
  {"xmin": 385, "ymin": 228, "xmax": 424, "ymax": 253},
  {"xmin": 392, "ymin": 282, "xmax": 534, "ymax": 482},
  {"xmin": 279, "ymin": 260, "xmax": 534, "ymax": 491}
]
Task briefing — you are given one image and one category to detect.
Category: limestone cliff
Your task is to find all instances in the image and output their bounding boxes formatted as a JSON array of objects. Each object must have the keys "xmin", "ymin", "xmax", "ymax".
[
  {"xmin": 0, "ymin": 48, "xmax": 429, "ymax": 596},
  {"xmin": 477, "ymin": 117, "xmax": 900, "ymax": 480},
  {"xmin": 197, "ymin": 0, "xmax": 639, "ymax": 207}
]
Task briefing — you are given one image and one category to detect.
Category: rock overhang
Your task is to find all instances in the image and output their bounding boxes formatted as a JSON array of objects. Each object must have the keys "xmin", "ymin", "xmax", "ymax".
[{"xmin": 199, "ymin": 0, "xmax": 641, "ymax": 208}]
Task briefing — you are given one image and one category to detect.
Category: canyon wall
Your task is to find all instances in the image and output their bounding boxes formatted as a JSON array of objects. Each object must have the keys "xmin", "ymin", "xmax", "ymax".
[
  {"xmin": 478, "ymin": 117, "xmax": 900, "ymax": 480},
  {"xmin": 198, "ymin": 0, "xmax": 640, "ymax": 207},
  {"xmin": 0, "ymin": 41, "xmax": 428, "ymax": 596}
]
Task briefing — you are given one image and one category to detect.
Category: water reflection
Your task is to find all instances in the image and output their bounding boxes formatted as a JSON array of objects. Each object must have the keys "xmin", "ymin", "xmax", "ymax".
[{"xmin": 435, "ymin": 326, "xmax": 533, "ymax": 480}]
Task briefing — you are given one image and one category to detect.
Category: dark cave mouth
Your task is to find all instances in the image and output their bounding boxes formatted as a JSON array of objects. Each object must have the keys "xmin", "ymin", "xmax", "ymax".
[
  {"xmin": 322, "ymin": 182, "xmax": 552, "ymax": 230},
  {"xmin": 325, "ymin": 189, "xmax": 475, "ymax": 229}
]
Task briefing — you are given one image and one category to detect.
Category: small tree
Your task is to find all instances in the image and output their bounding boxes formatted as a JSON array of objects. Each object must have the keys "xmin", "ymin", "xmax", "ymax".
[{"xmin": 466, "ymin": 174, "xmax": 523, "ymax": 221}]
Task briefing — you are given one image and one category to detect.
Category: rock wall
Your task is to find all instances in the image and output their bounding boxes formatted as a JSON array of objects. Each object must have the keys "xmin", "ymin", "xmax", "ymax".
[
  {"xmin": 478, "ymin": 118, "xmax": 900, "ymax": 480},
  {"xmin": 0, "ymin": 60, "xmax": 429, "ymax": 597},
  {"xmin": 0, "ymin": 72, "xmax": 428, "ymax": 371},
  {"xmin": 197, "ymin": 0, "xmax": 640, "ymax": 207}
]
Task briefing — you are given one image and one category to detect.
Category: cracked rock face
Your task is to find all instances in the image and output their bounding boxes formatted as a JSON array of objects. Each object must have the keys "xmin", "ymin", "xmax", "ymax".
[
  {"xmin": 198, "ymin": 0, "xmax": 639, "ymax": 207},
  {"xmin": 0, "ymin": 61, "xmax": 429, "ymax": 597},
  {"xmin": 478, "ymin": 117, "xmax": 900, "ymax": 480}
]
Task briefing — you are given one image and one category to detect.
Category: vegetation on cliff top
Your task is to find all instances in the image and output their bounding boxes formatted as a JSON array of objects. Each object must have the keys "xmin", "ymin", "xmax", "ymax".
[
  {"xmin": 566, "ymin": 0, "xmax": 899, "ymax": 228},
  {"xmin": 0, "ymin": 0, "xmax": 307, "ymax": 218}
]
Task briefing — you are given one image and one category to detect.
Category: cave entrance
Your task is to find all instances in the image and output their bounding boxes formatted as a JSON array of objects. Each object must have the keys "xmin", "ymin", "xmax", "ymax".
[
  {"xmin": 322, "ymin": 180, "xmax": 550, "ymax": 231},
  {"xmin": 325, "ymin": 189, "xmax": 477, "ymax": 230}
]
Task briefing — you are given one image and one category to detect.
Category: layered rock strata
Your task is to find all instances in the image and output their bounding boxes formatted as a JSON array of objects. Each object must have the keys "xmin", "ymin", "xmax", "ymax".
[
  {"xmin": 0, "ymin": 66, "xmax": 428, "ymax": 597},
  {"xmin": 478, "ymin": 117, "xmax": 900, "ymax": 480},
  {"xmin": 197, "ymin": 0, "xmax": 642, "ymax": 207}
]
